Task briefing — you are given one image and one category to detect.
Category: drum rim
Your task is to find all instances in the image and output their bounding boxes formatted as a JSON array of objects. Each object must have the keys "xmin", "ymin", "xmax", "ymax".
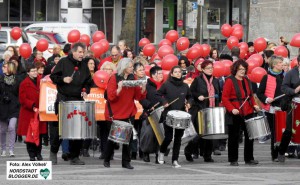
[
  {"xmin": 245, "ymin": 116, "xmax": 264, "ymax": 122},
  {"xmin": 292, "ymin": 97, "xmax": 300, "ymax": 103},
  {"xmin": 201, "ymin": 107, "xmax": 225, "ymax": 112},
  {"xmin": 167, "ymin": 110, "xmax": 191, "ymax": 117},
  {"xmin": 150, "ymin": 106, "xmax": 164, "ymax": 115},
  {"xmin": 59, "ymin": 101, "xmax": 96, "ymax": 104}
]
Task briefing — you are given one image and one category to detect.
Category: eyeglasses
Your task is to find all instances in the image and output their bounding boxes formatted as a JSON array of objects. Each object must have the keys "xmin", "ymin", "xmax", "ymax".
[
  {"xmin": 238, "ymin": 68, "xmax": 246, "ymax": 71},
  {"xmin": 204, "ymin": 67, "xmax": 213, "ymax": 70},
  {"xmin": 111, "ymin": 54, "xmax": 119, "ymax": 57}
]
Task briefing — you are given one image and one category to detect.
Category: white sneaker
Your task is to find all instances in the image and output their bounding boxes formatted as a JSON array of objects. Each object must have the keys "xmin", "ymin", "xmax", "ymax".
[
  {"xmin": 1, "ymin": 151, "xmax": 6, "ymax": 157},
  {"xmin": 158, "ymin": 153, "xmax": 164, "ymax": 164},
  {"xmin": 172, "ymin": 160, "xmax": 181, "ymax": 168},
  {"xmin": 9, "ymin": 151, "xmax": 15, "ymax": 157}
]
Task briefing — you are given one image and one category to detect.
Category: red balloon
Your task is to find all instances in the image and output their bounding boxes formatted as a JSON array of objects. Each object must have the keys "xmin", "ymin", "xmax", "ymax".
[
  {"xmin": 156, "ymin": 60, "xmax": 162, "ymax": 67},
  {"xmin": 254, "ymin": 37, "xmax": 267, "ymax": 52},
  {"xmin": 93, "ymin": 70, "xmax": 110, "ymax": 89},
  {"xmin": 158, "ymin": 39, "xmax": 172, "ymax": 48},
  {"xmin": 161, "ymin": 54, "xmax": 179, "ymax": 70},
  {"xmin": 250, "ymin": 67, "xmax": 267, "ymax": 83},
  {"xmin": 92, "ymin": 31, "xmax": 105, "ymax": 43},
  {"xmin": 231, "ymin": 28, "xmax": 243, "ymax": 40},
  {"xmin": 19, "ymin": 43, "xmax": 32, "ymax": 59},
  {"xmin": 90, "ymin": 42, "xmax": 104, "ymax": 58},
  {"xmin": 232, "ymin": 24, "xmax": 243, "ymax": 32},
  {"xmin": 212, "ymin": 61, "xmax": 225, "ymax": 78},
  {"xmin": 201, "ymin": 44, "xmax": 211, "ymax": 57},
  {"xmin": 10, "ymin": 27, "xmax": 22, "ymax": 40},
  {"xmin": 186, "ymin": 47, "xmax": 201, "ymax": 60},
  {"xmin": 274, "ymin": 46, "xmax": 288, "ymax": 58},
  {"xmin": 290, "ymin": 33, "xmax": 300, "ymax": 48},
  {"xmin": 143, "ymin": 44, "xmax": 156, "ymax": 57},
  {"xmin": 36, "ymin": 38, "xmax": 49, "ymax": 52},
  {"xmin": 98, "ymin": 39, "xmax": 110, "ymax": 53},
  {"xmin": 249, "ymin": 54, "xmax": 263, "ymax": 66},
  {"xmin": 239, "ymin": 49, "xmax": 247, "ymax": 59},
  {"xmin": 176, "ymin": 37, "xmax": 190, "ymax": 51},
  {"xmin": 221, "ymin": 24, "xmax": 233, "ymax": 38},
  {"xmin": 67, "ymin": 29, "xmax": 80, "ymax": 43},
  {"xmin": 139, "ymin": 38, "xmax": 150, "ymax": 47},
  {"xmin": 144, "ymin": 65, "xmax": 152, "ymax": 77},
  {"xmin": 162, "ymin": 70, "xmax": 170, "ymax": 82},
  {"xmin": 150, "ymin": 53, "xmax": 161, "ymax": 62},
  {"xmin": 227, "ymin": 36, "xmax": 239, "ymax": 50},
  {"xmin": 80, "ymin": 34, "xmax": 90, "ymax": 46},
  {"xmin": 192, "ymin": 43, "xmax": 202, "ymax": 50},
  {"xmin": 222, "ymin": 60, "xmax": 233, "ymax": 76},
  {"xmin": 238, "ymin": 42, "xmax": 249, "ymax": 52},
  {"xmin": 157, "ymin": 45, "xmax": 174, "ymax": 58},
  {"xmin": 165, "ymin": 30, "xmax": 179, "ymax": 43},
  {"xmin": 246, "ymin": 59, "xmax": 259, "ymax": 74},
  {"xmin": 290, "ymin": 57, "xmax": 298, "ymax": 68}
]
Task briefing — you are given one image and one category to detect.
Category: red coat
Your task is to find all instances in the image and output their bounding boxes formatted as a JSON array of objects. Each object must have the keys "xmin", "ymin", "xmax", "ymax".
[
  {"xmin": 105, "ymin": 74, "xmax": 147, "ymax": 120},
  {"xmin": 98, "ymin": 56, "xmax": 123, "ymax": 69},
  {"xmin": 17, "ymin": 76, "xmax": 47, "ymax": 136},
  {"xmin": 222, "ymin": 77, "xmax": 257, "ymax": 116}
]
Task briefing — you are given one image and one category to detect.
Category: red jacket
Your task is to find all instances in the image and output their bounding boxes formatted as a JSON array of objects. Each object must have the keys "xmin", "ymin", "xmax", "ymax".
[
  {"xmin": 105, "ymin": 74, "xmax": 147, "ymax": 120},
  {"xmin": 17, "ymin": 76, "xmax": 47, "ymax": 136},
  {"xmin": 98, "ymin": 56, "xmax": 123, "ymax": 69},
  {"xmin": 222, "ymin": 77, "xmax": 256, "ymax": 116}
]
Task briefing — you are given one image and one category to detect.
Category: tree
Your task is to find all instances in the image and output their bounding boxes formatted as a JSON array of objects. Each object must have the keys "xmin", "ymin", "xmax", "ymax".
[{"xmin": 119, "ymin": 0, "xmax": 137, "ymax": 50}]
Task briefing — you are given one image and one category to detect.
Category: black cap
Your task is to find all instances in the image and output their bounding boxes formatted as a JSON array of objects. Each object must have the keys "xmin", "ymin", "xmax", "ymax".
[{"xmin": 247, "ymin": 42, "xmax": 254, "ymax": 47}]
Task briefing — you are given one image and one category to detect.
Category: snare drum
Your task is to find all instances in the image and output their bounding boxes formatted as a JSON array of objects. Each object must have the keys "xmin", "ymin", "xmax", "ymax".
[
  {"xmin": 245, "ymin": 114, "xmax": 270, "ymax": 140},
  {"xmin": 166, "ymin": 110, "xmax": 191, "ymax": 129},
  {"xmin": 292, "ymin": 97, "xmax": 300, "ymax": 144},
  {"xmin": 108, "ymin": 121, "xmax": 133, "ymax": 145},
  {"xmin": 275, "ymin": 110, "xmax": 286, "ymax": 143},
  {"xmin": 59, "ymin": 101, "xmax": 96, "ymax": 139}
]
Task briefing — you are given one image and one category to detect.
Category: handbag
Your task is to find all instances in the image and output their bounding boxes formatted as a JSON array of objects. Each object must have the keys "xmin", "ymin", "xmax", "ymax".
[
  {"xmin": 140, "ymin": 120, "xmax": 159, "ymax": 153},
  {"xmin": 25, "ymin": 112, "xmax": 40, "ymax": 146}
]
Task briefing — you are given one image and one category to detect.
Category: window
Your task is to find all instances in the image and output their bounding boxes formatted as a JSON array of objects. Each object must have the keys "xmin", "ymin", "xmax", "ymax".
[
  {"xmin": 0, "ymin": 31, "xmax": 8, "ymax": 43},
  {"xmin": 10, "ymin": 0, "xmax": 20, "ymax": 21},
  {"xmin": 35, "ymin": 0, "xmax": 46, "ymax": 21},
  {"xmin": 0, "ymin": 0, "xmax": 8, "ymax": 21},
  {"xmin": 54, "ymin": 34, "xmax": 66, "ymax": 44},
  {"xmin": 23, "ymin": 0, "xmax": 34, "ymax": 21}
]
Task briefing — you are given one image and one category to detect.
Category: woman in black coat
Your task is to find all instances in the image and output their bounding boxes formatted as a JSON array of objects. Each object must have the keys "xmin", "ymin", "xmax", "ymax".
[
  {"xmin": 0, "ymin": 62, "xmax": 21, "ymax": 157},
  {"xmin": 157, "ymin": 66, "xmax": 193, "ymax": 168},
  {"xmin": 184, "ymin": 60, "xmax": 221, "ymax": 162}
]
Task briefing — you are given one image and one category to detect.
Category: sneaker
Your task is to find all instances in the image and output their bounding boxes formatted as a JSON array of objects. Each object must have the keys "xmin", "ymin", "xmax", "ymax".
[
  {"xmin": 1, "ymin": 151, "xmax": 6, "ymax": 157},
  {"xmin": 70, "ymin": 157, "xmax": 85, "ymax": 165},
  {"xmin": 9, "ymin": 151, "xmax": 15, "ymax": 157},
  {"xmin": 158, "ymin": 153, "xmax": 165, "ymax": 164},
  {"xmin": 172, "ymin": 160, "xmax": 181, "ymax": 168}
]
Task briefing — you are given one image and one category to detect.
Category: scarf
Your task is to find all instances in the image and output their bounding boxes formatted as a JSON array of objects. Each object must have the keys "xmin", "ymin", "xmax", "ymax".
[
  {"xmin": 268, "ymin": 68, "xmax": 282, "ymax": 76},
  {"xmin": 4, "ymin": 75, "xmax": 15, "ymax": 85},
  {"xmin": 202, "ymin": 74, "xmax": 215, "ymax": 107},
  {"xmin": 149, "ymin": 78, "xmax": 163, "ymax": 90}
]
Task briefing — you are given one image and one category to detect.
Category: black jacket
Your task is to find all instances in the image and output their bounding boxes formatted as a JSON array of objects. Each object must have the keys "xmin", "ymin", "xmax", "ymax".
[
  {"xmin": 139, "ymin": 78, "xmax": 164, "ymax": 117},
  {"xmin": 281, "ymin": 67, "xmax": 300, "ymax": 97},
  {"xmin": 257, "ymin": 71, "xmax": 284, "ymax": 108},
  {"xmin": 157, "ymin": 77, "xmax": 192, "ymax": 122},
  {"xmin": 50, "ymin": 54, "xmax": 92, "ymax": 98},
  {"xmin": 0, "ymin": 75, "xmax": 21, "ymax": 121},
  {"xmin": 190, "ymin": 73, "xmax": 221, "ymax": 110}
]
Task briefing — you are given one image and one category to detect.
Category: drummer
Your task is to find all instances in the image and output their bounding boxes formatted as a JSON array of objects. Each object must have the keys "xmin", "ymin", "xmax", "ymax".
[
  {"xmin": 184, "ymin": 60, "xmax": 222, "ymax": 163},
  {"xmin": 103, "ymin": 58, "xmax": 146, "ymax": 169},
  {"xmin": 157, "ymin": 66, "xmax": 193, "ymax": 168},
  {"xmin": 50, "ymin": 42, "xmax": 92, "ymax": 165},
  {"xmin": 139, "ymin": 66, "xmax": 164, "ymax": 163},
  {"xmin": 277, "ymin": 55, "xmax": 300, "ymax": 162},
  {"xmin": 222, "ymin": 59, "xmax": 260, "ymax": 166},
  {"xmin": 257, "ymin": 55, "xmax": 284, "ymax": 162}
]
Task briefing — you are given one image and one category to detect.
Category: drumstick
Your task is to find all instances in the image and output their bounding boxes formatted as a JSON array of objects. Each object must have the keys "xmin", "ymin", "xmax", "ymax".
[
  {"xmin": 204, "ymin": 94, "xmax": 219, "ymax": 99},
  {"xmin": 239, "ymin": 96, "xmax": 250, "ymax": 109},
  {"xmin": 153, "ymin": 102, "xmax": 160, "ymax": 109},
  {"xmin": 168, "ymin": 97, "xmax": 179, "ymax": 106},
  {"xmin": 273, "ymin": 94, "xmax": 286, "ymax": 101}
]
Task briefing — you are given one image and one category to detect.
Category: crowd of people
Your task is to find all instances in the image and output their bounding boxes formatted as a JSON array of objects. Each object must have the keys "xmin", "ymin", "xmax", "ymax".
[{"xmin": 0, "ymin": 36, "xmax": 299, "ymax": 169}]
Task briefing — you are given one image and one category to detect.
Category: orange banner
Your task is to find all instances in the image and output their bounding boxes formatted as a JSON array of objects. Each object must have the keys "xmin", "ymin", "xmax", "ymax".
[{"xmin": 39, "ymin": 81, "xmax": 143, "ymax": 121}]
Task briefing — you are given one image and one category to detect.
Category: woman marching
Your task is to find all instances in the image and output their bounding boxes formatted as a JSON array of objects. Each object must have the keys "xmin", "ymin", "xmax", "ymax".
[
  {"xmin": 222, "ymin": 59, "xmax": 261, "ymax": 166},
  {"xmin": 184, "ymin": 60, "xmax": 221, "ymax": 162},
  {"xmin": 157, "ymin": 66, "xmax": 193, "ymax": 168},
  {"xmin": 257, "ymin": 56, "xmax": 284, "ymax": 162}
]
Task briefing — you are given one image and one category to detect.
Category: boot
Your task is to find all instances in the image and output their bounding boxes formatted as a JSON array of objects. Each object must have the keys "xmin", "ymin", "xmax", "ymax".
[
  {"xmin": 62, "ymin": 153, "xmax": 70, "ymax": 161},
  {"xmin": 122, "ymin": 162, "xmax": 134, "ymax": 169},
  {"xmin": 70, "ymin": 157, "xmax": 85, "ymax": 165},
  {"xmin": 131, "ymin": 152, "xmax": 137, "ymax": 160},
  {"xmin": 50, "ymin": 152, "xmax": 57, "ymax": 165},
  {"xmin": 36, "ymin": 153, "xmax": 43, "ymax": 161},
  {"xmin": 143, "ymin": 153, "xmax": 150, "ymax": 162},
  {"xmin": 82, "ymin": 149, "xmax": 90, "ymax": 157}
]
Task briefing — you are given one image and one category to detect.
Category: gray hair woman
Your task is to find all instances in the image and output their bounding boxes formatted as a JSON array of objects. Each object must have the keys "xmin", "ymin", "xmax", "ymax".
[
  {"xmin": 100, "ymin": 61, "xmax": 116, "ymax": 76},
  {"xmin": 117, "ymin": 58, "xmax": 134, "ymax": 77}
]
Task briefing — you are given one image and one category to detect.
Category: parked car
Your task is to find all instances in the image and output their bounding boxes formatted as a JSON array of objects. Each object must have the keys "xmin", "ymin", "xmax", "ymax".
[
  {"xmin": 26, "ymin": 31, "xmax": 66, "ymax": 45},
  {"xmin": 0, "ymin": 27, "xmax": 30, "ymax": 59},
  {"xmin": 25, "ymin": 23, "xmax": 98, "ymax": 43}
]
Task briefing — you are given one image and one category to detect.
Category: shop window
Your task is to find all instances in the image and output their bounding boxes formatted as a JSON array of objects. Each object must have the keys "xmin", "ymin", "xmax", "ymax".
[
  {"xmin": 91, "ymin": 8, "xmax": 113, "ymax": 43},
  {"xmin": 10, "ymin": 0, "xmax": 20, "ymax": 21},
  {"xmin": 92, "ymin": 0, "xmax": 114, "ymax": 7},
  {"xmin": 23, "ymin": 0, "xmax": 34, "ymax": 21},
  {"xmin": 47, "ymin": 0, "xmax": 59, "ymax": 21},
  {"xmin": 35, "ymin": 0, "xmax": 46, "ymax": 21},
  {"xmin": 0, "ymin": 0, "xmax": 8, "ymax": 21}
]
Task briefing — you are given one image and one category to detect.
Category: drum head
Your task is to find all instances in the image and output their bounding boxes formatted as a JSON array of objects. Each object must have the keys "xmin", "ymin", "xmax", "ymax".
[
  {"xmin": 293, "ymin": 97, "xmax": 300, "ymax": 103},
  {"xmin": 167, "ymin": 110, "xmax": 191, "ymax": 119}
]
